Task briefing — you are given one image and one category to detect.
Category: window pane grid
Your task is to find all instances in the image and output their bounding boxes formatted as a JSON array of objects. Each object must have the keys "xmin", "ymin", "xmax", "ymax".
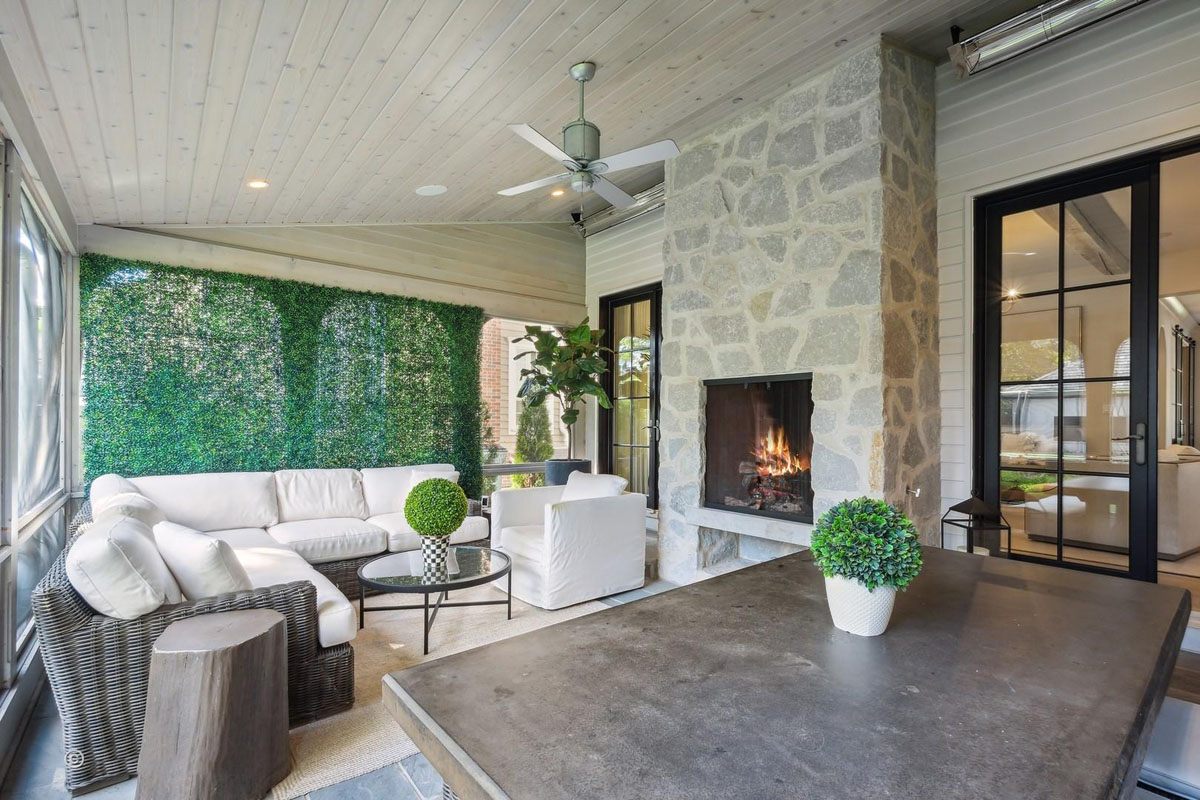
[{"xmin": 999, "ymin": 184, "xmax": 1132, "ymax": 570}]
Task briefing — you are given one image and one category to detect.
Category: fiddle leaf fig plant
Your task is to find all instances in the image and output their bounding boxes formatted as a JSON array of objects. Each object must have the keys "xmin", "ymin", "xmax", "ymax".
[{"xmin": 512, "ymin": 318, "xmax": 612, "ymax": 460}]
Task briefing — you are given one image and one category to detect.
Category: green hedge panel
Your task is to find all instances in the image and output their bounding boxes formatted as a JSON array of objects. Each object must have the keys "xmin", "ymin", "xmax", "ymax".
[{"xmin": 80, "ymin": 253, "xmax": 484, "ymax": 499}]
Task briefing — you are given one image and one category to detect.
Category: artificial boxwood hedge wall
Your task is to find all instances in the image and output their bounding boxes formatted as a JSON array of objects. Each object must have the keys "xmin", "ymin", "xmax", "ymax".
[{"xmin": 80, "ymin": 253, "xmax": 484, "ymax": 498}]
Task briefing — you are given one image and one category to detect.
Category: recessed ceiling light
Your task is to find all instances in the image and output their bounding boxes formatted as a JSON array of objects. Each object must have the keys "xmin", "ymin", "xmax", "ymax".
[
  {"xmin": 415, "ymin": 184, "xmax": 447, "ymax": 196},
  {"xmin": 551, "ymin": 189, "xmax": 565, "ymax": 197},
  {"xmin": 246, "ymin": 179, "xmax": 269, "ymax": 189}
]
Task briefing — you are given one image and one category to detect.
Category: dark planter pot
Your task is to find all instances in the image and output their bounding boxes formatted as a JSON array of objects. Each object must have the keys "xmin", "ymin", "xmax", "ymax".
[{"xmin": 545, "ymin": 459, "xmax": 591, "ymax": 486}]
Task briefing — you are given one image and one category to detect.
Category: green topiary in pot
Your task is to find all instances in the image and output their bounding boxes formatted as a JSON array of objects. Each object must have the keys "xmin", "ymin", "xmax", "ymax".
[
  {"xmin": 809, "ymin": 497, "xmax": 923, "ymax": 636},
  {"xmin": 405, "ymin": 478, "xmax": 468, "ymax": 537}
]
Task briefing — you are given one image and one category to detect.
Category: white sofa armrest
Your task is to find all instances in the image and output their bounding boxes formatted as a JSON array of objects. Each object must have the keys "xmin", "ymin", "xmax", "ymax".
[{"xmin": 490, "ymin": 485, "xmax": 565, "ymax": 545}]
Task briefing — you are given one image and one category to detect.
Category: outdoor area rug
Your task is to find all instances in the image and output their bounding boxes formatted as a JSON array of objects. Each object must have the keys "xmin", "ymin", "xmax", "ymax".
[{"xmin": 270, "ymin": 586, "xmax": 607, "ymax": 799}]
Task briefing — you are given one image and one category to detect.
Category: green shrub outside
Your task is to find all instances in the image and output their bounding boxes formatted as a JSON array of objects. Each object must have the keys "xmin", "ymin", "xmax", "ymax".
[
  {"xmin": 511, "ymin": 399, "xmax": 553, "ymax": 489},
  {"xmin": 810, "ymin": 497, "xmax": 923, "ymax": 591},
  {"xmin": 79, "ymin": 253, "xmax": 484, "ymax": 498},
  {"xmin": 405, "ymin": 478, "xmax": 468, "ymax": 537}
]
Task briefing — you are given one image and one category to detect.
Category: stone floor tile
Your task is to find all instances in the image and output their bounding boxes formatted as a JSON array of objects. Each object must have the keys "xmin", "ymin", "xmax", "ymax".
[
  {"xmin": 308, "ymin": 764, "xmax": 420, "ymax": 800},
  {"xmin": 400, "ymin": 752, "xmax": 444, "ymax": 799}
]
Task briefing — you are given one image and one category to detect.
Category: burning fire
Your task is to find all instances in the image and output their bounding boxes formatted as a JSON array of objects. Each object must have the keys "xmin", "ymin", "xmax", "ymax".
[{"xmin": 753, "ymin": 426, "xmax": 809, "ymax": 477}]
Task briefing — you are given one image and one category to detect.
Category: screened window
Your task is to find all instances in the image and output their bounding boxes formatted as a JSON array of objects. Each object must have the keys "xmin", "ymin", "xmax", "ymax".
[{"xmin": 17, "ymin": 194, "xmax": 65, "ymax": 516}]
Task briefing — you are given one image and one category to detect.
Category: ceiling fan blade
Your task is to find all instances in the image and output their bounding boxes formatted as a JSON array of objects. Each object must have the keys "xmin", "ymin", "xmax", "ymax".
[
  {"xmin": 507, "ymin": 123, "xmax": 579, "ymax": 168},
  {"xmin": 591, "ymin": 175, "xmax": 636, "ymax": 209},
  {"xmin": 497, "ymin": 172, "xmax": 573, "ymax": 196},
  {"xmin": 591, "ymin": 139, "xmax": 680, "ymax": 174}
]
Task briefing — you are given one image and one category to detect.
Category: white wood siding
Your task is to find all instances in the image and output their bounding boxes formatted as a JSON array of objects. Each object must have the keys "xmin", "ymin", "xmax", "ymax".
[
  {"xmin": 80, "ymin": 222, "xmax": 586, "ymax": 324},
  {"xmin": 582, "ymin": 206, "xmax": 665, "ymax": 464},
  {"xmin": 936, "ymin": 0, "xmax": 1200, "ymax": 516},
  {"xmin": 585, "ymin": 207, "xmax": 666, "ymax": 318}
]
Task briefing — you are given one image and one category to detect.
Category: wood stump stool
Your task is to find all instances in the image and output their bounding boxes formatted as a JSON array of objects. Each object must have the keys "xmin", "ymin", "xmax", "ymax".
[{"xmin": 136, "ymin": 609, "xmax": 291, "ymax": 800}]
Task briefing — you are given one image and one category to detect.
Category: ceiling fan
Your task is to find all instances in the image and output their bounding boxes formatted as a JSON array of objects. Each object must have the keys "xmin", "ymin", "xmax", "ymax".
[{"xmin": 497, "ymin": 61, "xmax": 680, "ymax": 209}]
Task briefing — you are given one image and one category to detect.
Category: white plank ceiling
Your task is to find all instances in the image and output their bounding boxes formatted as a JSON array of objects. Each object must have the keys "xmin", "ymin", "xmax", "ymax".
[{"xmin": 0, "ymin": 0, "xmax": 1034, "ymax": 225}]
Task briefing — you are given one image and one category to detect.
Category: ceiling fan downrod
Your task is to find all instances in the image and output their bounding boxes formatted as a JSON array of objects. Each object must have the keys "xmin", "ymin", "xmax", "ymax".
[{"xmin": 563, "ymin": 62, "xmax": 599, "ymax": 165}]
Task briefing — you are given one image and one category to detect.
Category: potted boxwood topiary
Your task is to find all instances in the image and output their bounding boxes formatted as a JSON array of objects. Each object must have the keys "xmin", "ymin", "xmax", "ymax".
[
  {"xmin": 809, "ymin": 497, "xmax": 923, "ymax": 636},
  {"xmin": 405, "ymin": 478, "xmax": 469, "ymax": 580}
]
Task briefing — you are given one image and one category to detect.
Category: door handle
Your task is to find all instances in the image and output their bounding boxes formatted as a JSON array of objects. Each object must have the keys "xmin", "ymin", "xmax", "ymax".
[
  {"xmin": 1111, "ymin": 423, "xmax": 1146, "ymax": 465},
  {"xmin": 643, "ymin": 421, "xmax": 660, "ymax": 442}
]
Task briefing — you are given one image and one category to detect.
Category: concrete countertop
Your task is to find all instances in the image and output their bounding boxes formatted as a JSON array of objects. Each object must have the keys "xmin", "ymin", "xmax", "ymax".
[{"xmin": 384, "ymin": 548, "xmax": 1188, "ymax": 800}]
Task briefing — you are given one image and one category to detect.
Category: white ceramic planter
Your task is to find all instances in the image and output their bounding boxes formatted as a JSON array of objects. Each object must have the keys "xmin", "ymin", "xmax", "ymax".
[{"xmin": 824, "ymin": 575, "xmax": 896, "ymax": 636}]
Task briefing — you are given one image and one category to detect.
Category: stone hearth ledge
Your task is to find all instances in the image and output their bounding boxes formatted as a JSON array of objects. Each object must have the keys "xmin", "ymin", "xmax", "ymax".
[{"xmin": 685, "ymin": 506, "xmax": 813, "ymax": 547}]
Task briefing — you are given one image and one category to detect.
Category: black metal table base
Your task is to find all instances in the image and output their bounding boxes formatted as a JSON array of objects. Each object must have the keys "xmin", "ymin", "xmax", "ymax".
[{"xmin": 358, "ymin": 570, "xmax": 512, "ymax": 654}]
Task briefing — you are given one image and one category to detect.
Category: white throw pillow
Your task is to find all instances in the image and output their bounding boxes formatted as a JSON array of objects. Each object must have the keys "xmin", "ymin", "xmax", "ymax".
[
  {"xmin": 65, "ymin": 516, "xmax": 182, "ymax": 619},
  {"xmin": 1170, "ymin": 444, "xmax": 1200, "ymax": 456},
  {"xmin": 154, "ymin": 521, "xmax": 253, "ymax": 601},
  {"xmin": 559, "ymin": 472, "xmax": 628, "ymax": 502},
  {"xmin": 92, "ymin": 492, "xmax": 166, "ymax": 529},
  {"xmin": 89, "ymin": 473, "xmax": 140, "ymax": 509}
]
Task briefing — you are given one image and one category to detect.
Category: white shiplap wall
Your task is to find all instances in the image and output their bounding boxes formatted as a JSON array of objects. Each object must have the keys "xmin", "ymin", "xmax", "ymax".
[
  {"xmin": 582, "ymin": 206, "xmax": 666, "ymax": 464},
  {"xmin": 81, "ymin": 222, "xmax": 586, "ymax": 324},
  {"xmin": 936, "ymin": 0, "xmax": 1200, "ymax": 514},
  {"xmin": 585, "ymin": 207, "xmax": 666, "ymax": 319}
]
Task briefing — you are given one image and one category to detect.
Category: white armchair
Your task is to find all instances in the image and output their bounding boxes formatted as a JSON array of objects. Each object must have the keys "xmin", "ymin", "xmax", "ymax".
[{"xmin": 490, "ymin": 476, "xmax": 646, "ymax": 610}]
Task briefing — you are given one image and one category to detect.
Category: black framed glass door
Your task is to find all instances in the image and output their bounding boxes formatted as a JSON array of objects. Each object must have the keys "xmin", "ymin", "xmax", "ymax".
[
  {"xmin": 599, "ymin": 284, "xmax": 661, "ymax": 508},
  {"xmin": 978, "ymin": 166, "xmax": 1155, "ymax": 581}
]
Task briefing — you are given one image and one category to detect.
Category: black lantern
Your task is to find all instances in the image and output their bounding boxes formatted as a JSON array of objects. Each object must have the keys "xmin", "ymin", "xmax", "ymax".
[{"xmin": 941, "ymin": 494, "xmax": 1011, "ymax": 556}]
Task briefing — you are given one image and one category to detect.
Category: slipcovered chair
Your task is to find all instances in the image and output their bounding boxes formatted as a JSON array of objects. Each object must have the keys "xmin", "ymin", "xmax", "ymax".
[{"xmin": 490, "ymin": 473, "xmax": 646, "ymax": 610}]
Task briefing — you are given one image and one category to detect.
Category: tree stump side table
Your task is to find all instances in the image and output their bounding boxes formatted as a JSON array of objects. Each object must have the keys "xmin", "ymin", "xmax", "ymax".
[{"xmin": 135, "ymin": 609, "xmax": 291, "ymax": 800}]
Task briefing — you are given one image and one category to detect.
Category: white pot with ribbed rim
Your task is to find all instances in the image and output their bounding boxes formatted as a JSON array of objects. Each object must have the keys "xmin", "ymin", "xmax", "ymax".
[{"xmin": 824, "ymin": 575, "xmax": 896, "ymax": 637}]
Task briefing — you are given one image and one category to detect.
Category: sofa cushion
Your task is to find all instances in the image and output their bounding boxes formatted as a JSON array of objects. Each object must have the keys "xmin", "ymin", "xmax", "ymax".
[
  {"xmin": 130, "ymin": 472, "xmax": 278, "ymax": 531},
  {"xmin": 361, "ymin": 464, "xmax": 456, "ymax": 517},
  {"xmin": 65, "ymin": 516, "xmax": 182, "ymax": 619},
  {"xmin": 559, "ymin": 472, "xmax": 628, "ymax": 503},
  {"xmin": 499, "ymin": 524, "xmax": 546, "ymax": 565},
  {"xmin": 267, "ymin": 517, "xmax": 386, "ymax": 564},
  {"xmin": 153, "ymin": 522, "xmax": 253, "ymax": 600},
  {"xmin": 92, "ymin": 492, "xmax": 166, "ymax": 529},
  {"xmin": 89, "ymin": 473, "xmax": 140, "ymax": 509},
  {"xmin": 370, "ymin": 512, "xmax": 488, "ymax": 552},
  {"xmin": 206, "ymin": 528, "xmax": 289, "ymax": 550},
  {"xmin": 274, "ymin": 469, "xmax": 369, "ymax": 522},
  {"xmin": 232, "ymin": 542, "xmax": 356, "ymax": 648}
]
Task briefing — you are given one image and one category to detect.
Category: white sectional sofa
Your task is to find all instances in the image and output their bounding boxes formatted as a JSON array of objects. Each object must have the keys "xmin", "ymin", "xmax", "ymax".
[
  {"xmin": 36, "ymin": 462, "xmax": 485, "ymax": 794},
  {"xmin": 90, "ymin": 464, "xmax": 488, "ymax": 647}
]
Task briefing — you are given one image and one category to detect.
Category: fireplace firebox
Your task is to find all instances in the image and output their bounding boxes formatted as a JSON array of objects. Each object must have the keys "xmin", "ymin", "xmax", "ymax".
[{"xmin": 703, "ymin": 373, "xmax": 814, "ymax": 524}]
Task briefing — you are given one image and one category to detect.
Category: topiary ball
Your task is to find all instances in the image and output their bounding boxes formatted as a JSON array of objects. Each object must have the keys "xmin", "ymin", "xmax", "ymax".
[
  {"xmin": 405, "ymin": 478, "xmax": 468, "ymax": 537},
  {"xmin": 809, "ymin": 497, "xmax": 923, "ymax": 591}
]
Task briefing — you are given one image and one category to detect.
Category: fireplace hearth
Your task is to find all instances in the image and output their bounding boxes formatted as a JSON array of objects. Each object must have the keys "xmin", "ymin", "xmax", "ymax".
[{"xmin": 703, "ymin": 374, "xmax": 814, "ymax": 524}]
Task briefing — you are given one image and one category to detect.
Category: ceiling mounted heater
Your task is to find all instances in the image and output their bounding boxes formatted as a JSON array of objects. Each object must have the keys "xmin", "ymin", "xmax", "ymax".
[{"xmin": 948, "ymin": 0, "xmax": 1153, "ymax": 78}]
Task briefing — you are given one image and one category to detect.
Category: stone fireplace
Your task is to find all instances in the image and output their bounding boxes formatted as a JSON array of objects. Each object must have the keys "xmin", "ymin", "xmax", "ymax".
[
  {"xmin": 656, "ymin": 39, "xmax": 941, "ymax": 585},
  {"xmin": 703, "ymin": 374, "xmax": 814, "ymax": 524}
]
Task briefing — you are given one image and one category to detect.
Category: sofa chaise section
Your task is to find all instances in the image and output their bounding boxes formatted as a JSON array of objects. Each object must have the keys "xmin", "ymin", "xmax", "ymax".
[{"xmin": 35, "ymin": 504, "xmax": 354, "ymax": 794}]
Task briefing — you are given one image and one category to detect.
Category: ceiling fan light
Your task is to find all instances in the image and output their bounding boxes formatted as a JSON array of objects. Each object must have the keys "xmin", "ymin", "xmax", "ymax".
[
  {"xmin": 571, "ymin": 172, "xmax": 594, "ymax": 194},
  {"xmin": 948, "ymin": 0, "xmax": 1150, "ymax": 78}
]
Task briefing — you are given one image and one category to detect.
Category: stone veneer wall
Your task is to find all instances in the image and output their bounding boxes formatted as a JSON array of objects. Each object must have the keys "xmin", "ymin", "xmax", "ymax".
[{"xmin": 657, "ymin": 40, "xmax": 939, "ymax": 585}]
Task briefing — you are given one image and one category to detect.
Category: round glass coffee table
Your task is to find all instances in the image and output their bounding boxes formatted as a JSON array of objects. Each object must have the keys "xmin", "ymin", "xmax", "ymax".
[{"xmin": 357, "ymin": 546, "xmax": 511, "ymax": 654}]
